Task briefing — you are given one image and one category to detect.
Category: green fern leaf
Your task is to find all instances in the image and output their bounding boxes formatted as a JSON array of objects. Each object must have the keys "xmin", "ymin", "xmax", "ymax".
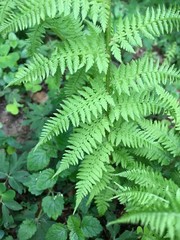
[
  {"xmin": 0, "ymin": 0, "xmax": 16, "ymax": 23},
  {"xmin": 7, "ymin": 53, "xmax": 58, "ymax": 87},
  {"xmin": 37, "ymin": 83, "xmax": 114, "ymax": 147},
  {"xmin": 109, "ymin": 197, "xmax": 180, "ymax": 240},
  {"xmin": 55, "ymin": 116, "xmax": 111, "ymax": 175},
  {"xmin": 94, "ymin": 185, "xmax": 114, "ymax": 216},
  {"xmin": 132, "ymin": 146, "xmax": 172, "ymax": 166},
  {"xmin": 111, "ymin": 5, "xmax": 180, "ymax": 61},
  {"xmin": 118, "ymin": 164, "xmax": 178, "ymax": 194},
  {"xmin": 89, "ymin": 0, "xmax": 110, "ymax": 32},
  {"xmin": 138, "ymin": 119, "xmax": 180, "ymax": 157},
  {"xmin": 0, "ymin": 0, "xmax": 92, "ymax": 37},
  {"xmin": 64, "ymin": 69, "xmax": 88, "ymax": 97},
  {"xmin": 56, "ymin": 32, "xmax": 109, "ymax": 74},
  {"xmin": 75, "ymin": 142, "xmax": 113, "ymax": 210},
  {"xmin": 110, "ymin": 92, "xmax": 164, "ymax": 122},
  {"xmin": 45, "ymin": 14, "xmax": 83, "ymax": 40},
  {"xmin": 109, "ymin": 121, "xmax": 157, "ymax": 148},
  {"xmin": 112, "ymin": 148, "xmax": 135, "ymax": 169},
  {"xmin": 116, "ymin": 186, "xmax": 169, "ymax": 211},
  {"xmin": 155, "ymin": 86, "xmax": 180, "ymax": 127},
  {"xmin": 112, "ymin": 57, "xmax": 180, "ymax": 95},
  {"xmin": 26, "ymin": 23, "xmax": 46, "ymax": 55},
  {"xmin": 164, "ymin": 42, "xmax": 177, "ymax": 64},
  {"xmin": 88, "ymin": 165, "xmax": 115, "ymax": 204}
]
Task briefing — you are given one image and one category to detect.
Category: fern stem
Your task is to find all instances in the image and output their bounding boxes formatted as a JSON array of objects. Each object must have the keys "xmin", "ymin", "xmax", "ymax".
[{"xmin": 106, "ymin": 0, "xmax": 112, "ymax": 92}]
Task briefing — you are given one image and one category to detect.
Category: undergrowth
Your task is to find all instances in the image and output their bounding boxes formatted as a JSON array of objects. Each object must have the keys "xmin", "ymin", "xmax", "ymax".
[{"xmin": 0, "ymin": 0, "xmax": 179, "ymax": 239}]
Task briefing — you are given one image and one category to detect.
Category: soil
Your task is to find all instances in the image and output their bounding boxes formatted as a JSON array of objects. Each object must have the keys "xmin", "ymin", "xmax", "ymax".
[{"xmin": 0, "ymin": 100, "xmax": 29, "ymax": 142}]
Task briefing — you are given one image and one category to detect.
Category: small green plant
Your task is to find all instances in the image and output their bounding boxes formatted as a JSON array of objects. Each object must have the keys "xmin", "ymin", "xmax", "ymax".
[
  {"xmin": 0, "ymin": 1, "xmax": 180, "ymax": 239},
  {"xmin": 0, "ymin": 32, "xmax": 28, "ymax": 116}
]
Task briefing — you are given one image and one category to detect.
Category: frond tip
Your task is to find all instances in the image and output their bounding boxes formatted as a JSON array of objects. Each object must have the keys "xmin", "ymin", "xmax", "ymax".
[
  {"xmin": 111, "ymin": 5, "xmax": 180, "ymax": 61},
  {"xmin": 55, "ymin": 116, "xmax": 111, "ymax": 174},
  {"xmin": 75, "ymin": 142, "xmax": 113, "ymax": 210},
  {"xmin": 36, "ymin": 84, "xmax": 114, "ymax": 148},
  {"xmin": 108, "ymin": 200, "xmax": 180, "ymax": 240},
  {"xmin": 7, "ymin": 53, "xmax": 58, "ymax": 87}
]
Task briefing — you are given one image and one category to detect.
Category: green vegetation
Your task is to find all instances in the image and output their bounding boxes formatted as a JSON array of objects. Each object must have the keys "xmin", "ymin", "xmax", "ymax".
[{"xmin": 0, "ymin": 0, "xmax": 179, "ymax": 239}]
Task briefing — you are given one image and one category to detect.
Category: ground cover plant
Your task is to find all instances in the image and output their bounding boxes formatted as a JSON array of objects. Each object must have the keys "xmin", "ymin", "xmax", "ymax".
[{"xmin": 0, "ymin": 0, "xmax": 180, "ymax": 239}]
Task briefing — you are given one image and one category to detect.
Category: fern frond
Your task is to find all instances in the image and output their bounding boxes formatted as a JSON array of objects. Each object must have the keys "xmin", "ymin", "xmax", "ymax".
[
  {"xmin": 116, "ymin": 186, "xmax": 169, "ymax": 211},
  {"xmin": 89, "ymin": 0, "xmax": 110, "ymax": 32},
  {"xmin": 109, "ymin": 121, "xmax": 157, "ymax": 148},
  {"xmin": 56, "ymin": 0, "xmax": 90, "ymax": 20},
  {"xmin": 111, "ymin": 57, "xmax": 180, "ymax": 95},
  {"xmin": 94, "ymin": 185, "xmax": 114, "ymax": 216},
  {"xmin": 155, "ymin": 86, "xmax": 180, "ymax": 127},
  {"xmin": 0, "ymin": 0, "xmax": 47, "ymax": 36},
  {"xmin": 56, "ymin": 32, "xmax": 109, "ymax": 74},
  {"xmin": 55, "ymin": 116, "xmax": 111, "ymax": 175},
  {"xmin": 64, "ymin": 69, "xmax": 88, "ymax": 97},
  {"xmin": 9, "ymin": 31, "xmax": 108, "ymax": 88},
  {"xmin": 118, "ymin": 164, "xmax": 179, "ymax": 194},
  {"xmin": 112, "ymin": 148, "xmax": 135, "ymax": 168},
  {"xmin": 37, "ymin": 82, "xmax": 114, "ymax": 147},
  {"xmin": 139, "ymin": 119, "xmax": 180, "ymax": 157},
  {"xmin": 109, "ymin": 92, "xmax": 164, "ymax": 122},
  {"xmin": 45, "ymin": 14, "xmax": 83, "ymax": 40},
  {"xmin": 7, "ymin": 53, "xmax": 58, "ymax": 87},
  {"xmin": 111, "ymin": 5, "xmax": 180, "ymax": 61},
  {"xmin": 176, "ymin": 111, "xmax": 180, "ymax": 131},
  {"xmin": 88, "ymin": 165, "xmax": 115, "ymax": 203},
  {"xmin": 26, "ymin": 23, "xmax": 46, "ymax": 55},
  {"xmin": 164, "ymin": 42, "xmax": 177, "ymax": 64},
  {"xmin": 110, "ymin": 191, "xmax": 180, "ymax": 240},
  {"xmin": 75, "ymin": 142, "xmax": 113, "ymax": 209},
  {"xmin": 132, "ymin": 146, "xmax": 172, "ymax": 166},
  {"xmin": 0, "ymin": 0, "xmax": 111, "ymax": 37},
  {"xmin": 0, "ymin": 0, "xmax": 91, "ymax": 37},
  {"xmin": 0, "ymin": 0, "xmax": 16, "ymax": 23}
]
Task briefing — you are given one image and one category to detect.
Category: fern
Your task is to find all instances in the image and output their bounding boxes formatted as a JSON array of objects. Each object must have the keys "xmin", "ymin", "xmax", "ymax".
[
  {"xmin": 7, "ymin": 53, "xmax": 58, "ymax": 87},
  {"xmin": 2, "ymin": 1, "xmax": 180, "ymax": 239},
  {"xmin": 111, "ymin": 6, "xmax": 180, "ymax": 61},
  {"xmin": 55, "ymin": 32, "xmax": 109, "ymax": 74},
  {"xmin": 112, "ymin": 148, "xmax": 135, "ymax": 168},
  {"xmin": 94, "ymin": 185, "xmax": 114, "ymax": 216},
  {"xmin": 55, "ymin": 116, "xmax": 110, "ymax": 174},
  {"xmin": 110, "ymin": 190, "xmax": 180, "ymax": 240},
  {"xmin": 132, "ymin": 146, "xmax": 172, "ymax": 166},
  {"xmin": 164, "ymin": 42, "xmax": 177, "ymax": 64},
  {"xmin": 89, "ymin": 0, "xmax": 110, "ymax": 32},
  {"xmin": 75, "ymin": 141, "xmax": 113, "ymax": 209},
  {"xmin": 45, "ymin": 14, "xmax": 83, "ymax": 40},
  {"xmin": 0, "ymin": 0, "xmax": 16, "ymax": 23},
  {"xmin": 109, "ymin": 121, "xmax": 157, "ymax": 148},
  {"xmin": 8, "ymin": 31, "xmax": 109, "ymax": 88},
  {"xmin": 26, "ymin": 23, "xmax": 46, "ymax": 55},
  {"xmin": 109, "ymin": 91, "xmax": 165, "ymax": 122},
  {"xmin": 155, "ymin": 86, "xmax": 180, "ymax": 126},
  {"xmin": 110, "ymin": 166, "xmax": 180, "ymax": 239},
  {"xmin": 111, "ymin": 57, "xmax": 180, "ymax": 95},
  {"xmin": 138, "ymin": 119, "xmax": 180, "ymax": 156},
  {"xmin": 37, "ymin": 80, "xmax": 114, "ymax": 147},
  {"xmin": 64, "ymin": 69, "xmax": 88, "ymax": 96},
  {"xmin": 0, "ymin": 0, "xmax": 91, "ymax": 37},
  {"xmin": 118, "ymin": 164, "xmax": 178, "ymax": 194},
  {"xmin": 114, "ymin": 185, "xmax": 169, "ymax": 211}
]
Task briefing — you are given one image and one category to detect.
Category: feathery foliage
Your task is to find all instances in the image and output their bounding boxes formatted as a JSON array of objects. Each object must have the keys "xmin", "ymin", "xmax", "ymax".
[
  {"xmin": 109, "ymin": 166, "xmax": 180, "ymax": 239},
  {"xmin": 111, "ymin": 5, "xmax": 180, "ymax": 62},
  {"xmin": 1, "ymin": 1, "xmax": 180, "ymax": 239}
]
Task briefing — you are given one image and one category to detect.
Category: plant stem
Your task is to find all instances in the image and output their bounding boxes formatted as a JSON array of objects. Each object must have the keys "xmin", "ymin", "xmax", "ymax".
[
  {"xmin": 36, "ymin": 207, "xmax": 43, "ymax": 221},
  {"xmin": 106, "ymin": 0, "xmax": 112, "ymax": 92}
]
